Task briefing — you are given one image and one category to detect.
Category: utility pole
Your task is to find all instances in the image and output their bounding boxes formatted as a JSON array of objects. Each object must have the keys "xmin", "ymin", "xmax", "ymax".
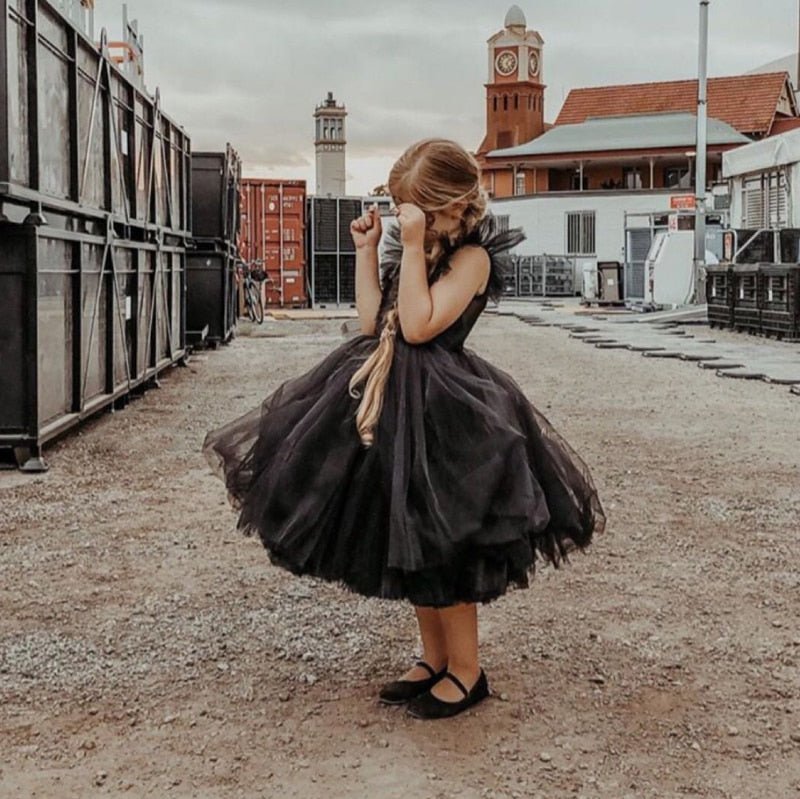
[{"xmin": 694, "ymin": 0, "xmax": 710, "ymax": 304}]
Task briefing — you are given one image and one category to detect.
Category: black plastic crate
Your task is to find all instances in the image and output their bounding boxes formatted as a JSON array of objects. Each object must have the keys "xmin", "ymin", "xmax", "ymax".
[
  {"xmin": 338, "ymin": 201, "xmax": 362, "ymax": 254},
  {"xmin": 734, "ymin": 230, "xmax": 775, "ymax": 264},
  {"xmin": 758, "ymin": 264, "xmax": 800, "ymax": 340},
  {"xmin": 312, "ymin": 254, "xmax": 338, "ymax": 303},
  {"xmin": 312, "ymin": 199, "xmax": 338, "ymax": 252},
  {"xmin": 186, "ymin": 250, "xmax": 237, "ymax": 344},
  {"xmin": 705, "ymin": 265, "xmax": 734, "ymax": 329},
  {"xmin": 191, "ymin": 147, "xmax": 242, "ymax": 243},
  {"xmin": 731, "ymin": 265, "xmax": 760, "ymax": 333},
  {"xmin": 339, "ymin": 255, "xmax": 356, "ymax": 305},
  {"xmin": 779, "ymin": 229, "xmax": 800, "ymax": 263}
]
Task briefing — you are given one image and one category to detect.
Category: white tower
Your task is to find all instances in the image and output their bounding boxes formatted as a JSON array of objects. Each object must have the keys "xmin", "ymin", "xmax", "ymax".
[{"xmin": 314, "ymin": 92, "xmax": 347, "ymax": 197}]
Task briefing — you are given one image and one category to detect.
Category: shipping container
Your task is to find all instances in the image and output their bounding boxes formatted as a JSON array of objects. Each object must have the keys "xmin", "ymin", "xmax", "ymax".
[
  {"xmin": 0, "ymin": 201, "xmax": 186, "ymax": 471},
  {"xmin": 191, "ymin": 145, "xmax": 241, "ymax": 242},
  {"xmin": 0, "ymin": 2, "xmax": 191, "ymax": 234},
  {"xmin": 0, "ymin": 2, "xmax": 190, "ymax": 471},
  {"xmin": 238, "ymin": 178, "xmax": 307, "ymax": 308}
]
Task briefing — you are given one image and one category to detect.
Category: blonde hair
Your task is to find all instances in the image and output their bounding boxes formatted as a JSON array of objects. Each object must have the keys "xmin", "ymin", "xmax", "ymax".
[{"xmin": 348, "ymin": 138, "xmax": 489, "ymax": 447}]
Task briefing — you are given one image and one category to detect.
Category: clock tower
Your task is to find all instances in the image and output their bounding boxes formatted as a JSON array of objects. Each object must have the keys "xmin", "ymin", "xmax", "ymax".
[
  {"xmin": 477, "ymin": 6, "xmax": 545, "ymax": 156},
  {"xmin": 314, "ymin": 91, "xmax": 347, "ymax": 196}
]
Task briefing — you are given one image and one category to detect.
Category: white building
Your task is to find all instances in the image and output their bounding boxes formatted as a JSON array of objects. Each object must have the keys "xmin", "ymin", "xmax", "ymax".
[{"xmin": 723, "ymin": 128, "xmax": 797, "ymax": 229}]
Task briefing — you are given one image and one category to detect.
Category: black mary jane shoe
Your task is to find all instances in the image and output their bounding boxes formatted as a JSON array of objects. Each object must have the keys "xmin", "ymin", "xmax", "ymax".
[
  {"xmin": 378, "ymin": 659, "xmax": 448, "ymax": 705},
  {"xmin": 405, "ymin": 668, "xmax": 490, "ymax": 719}
]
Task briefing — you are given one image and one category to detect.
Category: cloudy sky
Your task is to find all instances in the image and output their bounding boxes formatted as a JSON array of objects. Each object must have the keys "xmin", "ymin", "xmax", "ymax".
[{"xmin": 92, "ymin": 0, "xmax": 797, "ymax": 194}]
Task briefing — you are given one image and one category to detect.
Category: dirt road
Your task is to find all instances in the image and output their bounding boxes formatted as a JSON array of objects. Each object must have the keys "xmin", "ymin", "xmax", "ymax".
[{"xmin": 2, "ymin": 313, "xmax": 799, "ymax": 798}]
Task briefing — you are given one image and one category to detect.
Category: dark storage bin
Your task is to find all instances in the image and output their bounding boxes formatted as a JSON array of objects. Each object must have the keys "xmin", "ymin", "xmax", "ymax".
[
  {"xmin": 1, "ymin": 3, "xmax": 190, "ymax": 233},
  {"xmin": 191, "ymin": 146, "xmax": 242, "ymax": 242},
  {"xmin": 0, "ymin": 204, "xmax": 186, "ymax": 469},
  {"xmin": 186, "ymin": 247, "xmax": 237, "ymax": 344},
  {"xmin": 779, "ymin": 229, "xmax": 800, "ymax": 263},
  {"xmin": 338, "ymin": 200, "xmax": 362, "ymax": 254},
  {"xmin": 705, "ymin": 265, "xmax": 734, "ymax": 328},
  {"xmin": 308, "ymin": 197, "xmax": 365, "ymax": 307},
  {"xmin": 731, "ymin": 265, "xmax": 760, "ymax": 333},
  {"xmin": 597, "ymin": 261, "xmax": 624, "ymax": 302},
  {"xmin": 758, "ymin": 264, "xmax": 800, "ymax": 340},
  {"xmin": 312, "ymin": 199, "xmax": 338, "ymax": 252},
  {"xmin": 734, "ymin": 230, "xmax": 775, "ymax": 264},
  {"xmin": 312, "ymin": 254, "xmax": 338, "ymax": 304}
]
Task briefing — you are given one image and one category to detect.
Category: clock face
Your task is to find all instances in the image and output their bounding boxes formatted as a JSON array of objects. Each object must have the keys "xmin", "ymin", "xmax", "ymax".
[
  {"xmin": 529, "ymin": 51, "xmax": 540, "ymax": 77},
  {"xmin": 495, "ymin": 50, "xmax": 518, "ymax": 77}
]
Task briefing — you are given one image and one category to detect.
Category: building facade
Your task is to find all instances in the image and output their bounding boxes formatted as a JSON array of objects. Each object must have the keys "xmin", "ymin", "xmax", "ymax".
[{"xmin": 477, "ymin": 7, "xmax": 800, "ymax": 200}]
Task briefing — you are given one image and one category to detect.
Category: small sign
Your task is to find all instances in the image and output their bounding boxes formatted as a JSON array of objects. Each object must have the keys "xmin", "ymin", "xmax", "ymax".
[
  {"xmin": 668, "ymin": 214, "xmax": 679, "ymax": 231},
  {"xmin": 670, "ymin": 195, "xmax": 696, "ymax": 210}
]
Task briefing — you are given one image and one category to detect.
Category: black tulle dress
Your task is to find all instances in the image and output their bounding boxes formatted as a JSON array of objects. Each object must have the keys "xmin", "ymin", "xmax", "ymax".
[{"xmin": 203, "ymin": 213, "xmax": 606, "ymax": 608}]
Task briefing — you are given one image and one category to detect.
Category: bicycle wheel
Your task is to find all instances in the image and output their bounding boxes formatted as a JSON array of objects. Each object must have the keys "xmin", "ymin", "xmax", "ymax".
[
  {"xmin": 245, "ymin": 282, "xmax": 258, "ymax": 323},
  {"xmin": 253, "ymin": 284, "xmax": 265, "ymax": 324}
]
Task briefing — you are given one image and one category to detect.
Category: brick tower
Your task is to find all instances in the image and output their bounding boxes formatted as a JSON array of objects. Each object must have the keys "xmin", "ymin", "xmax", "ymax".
[{"xmin": 476, "ymin": 6, "xmax": 546, "ymax": 156}]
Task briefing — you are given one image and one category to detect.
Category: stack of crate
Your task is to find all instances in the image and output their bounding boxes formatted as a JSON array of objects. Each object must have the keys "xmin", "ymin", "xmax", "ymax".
[
  {"xmin": 0, "ymin": 2, "xmax": 190, "ymax": 471},
  {"xmin": 307, "ymin": 197, "xmax": 392, "ymax": 308},
  {"xmin": 187, "ymin": 146, "xmax": 242, "ymax": 344},
  {"xmin": 706, "ymin": 263, "xmax": 800, "ymax": 340}
]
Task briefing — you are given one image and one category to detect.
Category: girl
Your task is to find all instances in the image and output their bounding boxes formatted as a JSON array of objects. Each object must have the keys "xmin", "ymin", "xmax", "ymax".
[{"xmin": 203, "ymin": 138, "xmax": 606, "ymax": 720}]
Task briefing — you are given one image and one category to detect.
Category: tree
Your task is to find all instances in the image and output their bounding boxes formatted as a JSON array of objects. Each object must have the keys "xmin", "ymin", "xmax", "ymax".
[{"xmin": 369, "ymin": 183, "xmax": 390, "ymax": 196}]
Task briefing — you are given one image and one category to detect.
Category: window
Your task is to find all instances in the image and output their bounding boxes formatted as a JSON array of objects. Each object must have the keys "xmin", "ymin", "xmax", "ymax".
[
  {"xmin": 514, "ymin": 94, "xmax": 519, "ymax": 110},
  {"xmin": 664, "ymin": 166, "xmax": 691, "ymax": 189},
  {"xmin": 503, "ymin": 96, "xmax": 508, "ymax": 111},
  {"xmin": 742, "ymin": 171, "xmax": 788, "ymax": 228},
  {"xmin": 566, "ymin": 211, "xmax": 596, "ymax": 255},
  {"xmin": 623, "ymin": 167, "xmax": 643, "ymax": 189},
  {"xmin": 494, "ymin": 214, "xmax": 510, "ymax": 233},
  {"xmin": 514, "ymin": 170, "xmax": 526, "ymax": 196},
  {"xmin": 570, "ymin": 171, "xmax": 588, "ymax": 191},
  {"xmin": 493, "ymin": 97, "xmax": 497, "ymax": 112}
]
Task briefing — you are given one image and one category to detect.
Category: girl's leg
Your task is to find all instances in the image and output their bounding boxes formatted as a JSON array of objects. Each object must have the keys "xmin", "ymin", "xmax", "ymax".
[
  {"xmin": 397, "ymin": 605, "xmax": 448, "ymax": 681},
  {"xmin": 429, "ymin": 601, "xmax": 481, "ymax": 701}
]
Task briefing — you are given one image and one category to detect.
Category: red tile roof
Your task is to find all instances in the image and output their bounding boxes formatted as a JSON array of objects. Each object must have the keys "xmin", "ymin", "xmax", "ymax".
[
  {"xmin": 555, "ymin": 72, "xmax": 791, "ymax": 136},
  {"xmin": 770, "ymin": 116, "xmax": 800, "ymax": 136}
]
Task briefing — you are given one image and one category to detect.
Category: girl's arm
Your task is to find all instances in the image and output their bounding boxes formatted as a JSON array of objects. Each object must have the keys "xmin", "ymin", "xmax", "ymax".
[
  {"xmin": 351, "ymin": 206, "xmax": 383, "ymax": 335},
  {"xmin": 397, "ymin": 244, "xmax": 490, "ymax": 344},
  {"xmin": 354, "ymin": 244, "xmax": 382, "ymax": 335}
]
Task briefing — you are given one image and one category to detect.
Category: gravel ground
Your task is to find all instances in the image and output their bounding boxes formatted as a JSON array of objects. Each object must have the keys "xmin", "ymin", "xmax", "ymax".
[{"xmin": 1, "ymin": 312, "xmax": 799, "ymax": 799}]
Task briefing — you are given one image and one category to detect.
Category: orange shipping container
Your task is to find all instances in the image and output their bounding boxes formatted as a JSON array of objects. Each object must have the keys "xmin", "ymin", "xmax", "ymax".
[{"xmin": 239, "ymin": 178, "xmax": 308, "ymax": 308}]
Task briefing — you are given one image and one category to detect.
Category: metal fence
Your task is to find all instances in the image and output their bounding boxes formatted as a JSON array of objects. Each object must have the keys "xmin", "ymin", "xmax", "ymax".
[{"xmin": 503, "ymin": 255, "xmax": 577, "ymax": 298}]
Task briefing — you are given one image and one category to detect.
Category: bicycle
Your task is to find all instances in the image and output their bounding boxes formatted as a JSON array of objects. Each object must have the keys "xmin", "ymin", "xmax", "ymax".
[{"xmin": 237, "ymin": 259, "xmax": 265, "ymax": 324}]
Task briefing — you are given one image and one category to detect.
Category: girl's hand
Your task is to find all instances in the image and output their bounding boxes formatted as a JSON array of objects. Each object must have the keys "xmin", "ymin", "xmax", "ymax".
[
  {"xmin": 350, "ymin": 204, "xmax": 382, "ymax": 249},
  {"xmin": 395, "ymin": 202, "xmax": 426, "ymax": 248}
]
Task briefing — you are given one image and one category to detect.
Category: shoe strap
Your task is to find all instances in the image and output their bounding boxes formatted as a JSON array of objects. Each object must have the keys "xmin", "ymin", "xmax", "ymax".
[
  {"xmin": 442, "ymin": 671, "xmax": 469, "ymax": 698},
  {"xmin": 414, "ymin": 659, "xmax": 437, "ymax": 678}
]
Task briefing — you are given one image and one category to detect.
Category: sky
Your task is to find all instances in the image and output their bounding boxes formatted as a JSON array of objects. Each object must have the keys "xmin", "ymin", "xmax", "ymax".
[{"xmin": 91, "ymin": 0, "xmax": 799, "ymax": 195}]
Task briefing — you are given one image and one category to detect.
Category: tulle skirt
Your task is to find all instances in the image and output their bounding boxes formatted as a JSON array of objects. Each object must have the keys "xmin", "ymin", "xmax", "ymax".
[{"xmin": 203, "ymin": 334, "xmax": 606, "ymax": 607}]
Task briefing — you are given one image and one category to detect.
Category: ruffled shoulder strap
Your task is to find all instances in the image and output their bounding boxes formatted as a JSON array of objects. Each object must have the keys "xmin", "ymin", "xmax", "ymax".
[
  {"xmin": 373, "ymin": 212, "xmax": 526, "ymax": 330},
  {"xmin": 437, "ymin": 213, "xmax": 527, "ymax": 302}
]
